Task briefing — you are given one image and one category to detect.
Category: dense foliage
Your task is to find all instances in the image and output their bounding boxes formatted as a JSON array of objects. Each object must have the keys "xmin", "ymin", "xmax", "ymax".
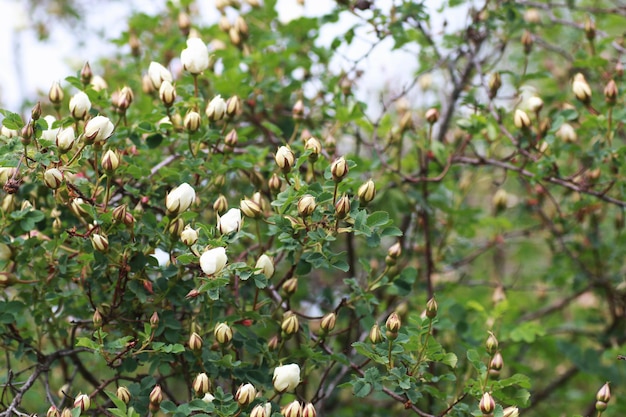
[{"xmin": 2, "ymin": 0, "xmax": 626, "ymax": 416}]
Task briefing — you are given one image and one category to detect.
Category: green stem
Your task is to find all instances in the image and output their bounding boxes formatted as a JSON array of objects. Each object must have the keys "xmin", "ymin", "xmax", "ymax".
[
  {"xmin": 66, "ymin": 142, "xmax": 88, "ymax": 167},
  {"xmin": 104, "ymin": 175, "xmax": 112, "ymax": 212}
]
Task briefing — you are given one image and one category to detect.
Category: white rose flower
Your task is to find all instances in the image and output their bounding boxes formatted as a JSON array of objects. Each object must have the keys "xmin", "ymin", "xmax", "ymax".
[
  {"xmin": 41, "ymin": 115, "xmax": 60, "ymax": 142},
  {"xmin": 84, "ymin": 115, "xmax": 114, "ymax": 143},
  {"xmin": 217, "ymin": 208, "xmax": 242, "ymax": 234},
  {"xmin": 69, "ymin": 91, "xmax": 91, "ymax": 119},
  {"xmin": 272, "ymin": 363, "xmax": 300, "ymax": 393},
  {"xmin": 165, "ymin": 183, "xmax": 196, "ymax": 215},
  {"xmin": 200, "ymin": 247, "xmax": 228, "ymax": 275},
  {"xmin": 148, "ymin": 61, "xmax": 173, "ymax": 89},
  {"xmin": 181, "ymin": 37, "xmax": 209, "ymax": 74}
]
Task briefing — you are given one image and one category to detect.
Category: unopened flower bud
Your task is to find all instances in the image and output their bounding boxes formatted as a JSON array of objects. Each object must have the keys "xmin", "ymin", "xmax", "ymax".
[
  {"xmin": 44, "ymin": 168, "xmax": 64, "ymax": 189},
  {"xmin": 488, "ymin": 72, "xmax": 501, "ymax": 99},
  {"xmin": 556, "ymin": 123, "xmax": 577, "ymax": 143},
  {"xmin": 282, "ymin": 311, "xmax": 299, "ymax": 335},
  {"xmin": 61, "ymin": 408, "xmax": 72, "ymax": 417},
  {"xmin": 101, "ymin": 150, "xmax": 120, "ymax": 172},
  {"xmin": 305, "ymin": 138, "xmax": 322, "ymax": 164},
  {"xmin": 149, "ymin": 311, "xmax": 159, "ymax": 329},
  {"xmin": 214, "ymin": 322, "xmax": 233, "ymax": 344},
  {"xmin": 116, "ymin": 386, "xmax": 131, "ymax": 404},
  {"xmin": 596, "ymin": 382, "xmax": 611, "ymax": 403},
  {"xmin": 425, "ymin": 297, "xmax": 438, "ymax": 318},
  {"xmin": 251, "ymin": 404, "xmax": 267, "ymax": 417},
  {"xmin": 235, "ymin": 16, "xmax": 249, "ymax": 39},
  {"xmin": 521, "ymin": 30, "xmax": 533, "ymax": 54},
  {"xmin": 91, "ymin": 233, "xmax": 109, "ymax": 252},
  {"xmin": 297, "ymin": 194, "xmax": 316, "ymax": 217},
  {"xmin": 302, "ymin": 403, "xmax": 316, "ymax": 417},
  {"xmin": 166, "ymin": 183, "xmax": 195, "ymax": 215},
  {"xmin": 169, "ymin": 218, "xmax": 185, "ymax": 236},
  {"xmin": 219, "ymin": 16, "xmax": 231, "ymax": 32},
  {"xmin": 178, "ymin": 11, "xmax": 191, "ymax": 36},
  {"xmin": 80, "ymin": 62, "xmax": 92, "ymax": 84},
  {"xmin": 275, "ymin": 146, "xmax": 295, "ymax": 173},
  {"xmin": 56, "ymin": 127, "xmax": 75, "ymax": 153},
  {"xmin": 369, "ymin": 323, "xmax": 382, "ymax": 344},
  {"xmin": 69, "ymin": 92, "xmax": 91, "ymax": 119},
  {"xmin": 292, "ymin": 99, "xmax": 304, "ymax": 119},
  {"xmin": 31, "ymin": 102, "xmax": 42, "ymax": 121},
  {"xmin": 93, "ymin": 309, "xmax": 103, "ymax": 328},
  {"xmin": 282, "ymin": 277, "xmax": 298, "ymax": 295},
  {"xmin": 74, "ymin": 393, "xmax": 91, "ymax": 412},
  {"xmin": 604, "ymin": 79, "xmax": 618, "ymax": 105},
  {"xmin": 320, "ymin": 312, "xmax": 336, "ymax": 333},
  {"xmin": 194, "ymin": 373, "xmax": 211, "ymax": 395},
  {"xmin": 387, "ymin": 242, "xmax": 402, "ymax": 259},
  {"xmin": 485, "ymin": 332, "xmax": 498, "ymax": 355},
  {"xmin": 49, "ymin": 81, "xmax": 64, "ymax": 105},
  {"xmin": 184, "ymin": 111, "xmax": 202, "ymax": 133},
  {"xmin": 492, "ymin": 189, "xmax": 508, "ymax": 212},
  {"xmin": 181, "ymin": 225, "xmax": 199, "ymax": 246},
  {"xmin": 490, "ymin": 351, "xmax": 504, "ymax": 371},
  {"xmin": 502, "ymin": 406, "xmax": 519, "ymax": 417},
  {"xmin": 189, "ymin": 331, "xmax": 203, "ymax": 351},
  {"xmin": 240, "ymin": 198, "xmax": 263, "ymax": 218},
  {"xmin": 206, "ymin": 95, "xmax": 227, "ymax": 121},
  {"xmin": 223, "ymin": 129, "xmax": 238, "ymax": 148},
  {"xmin": 149, "ymin": 384, "xmax": 163, "ymax": 406},
  {"xmin": 229, "ymin": 26, "xmax": 242, "ymax": 46},
  {"xmin": 335, "ymin": 194, "xmax": 350, "ymax": 219},
  {"xmin": 572, "ymin": 73, "xmax": 592, "ymax": 104},
  {"xmin": 386, "ymin": 312, "xmax": 401, "ymax": 333},
  {"xmin": 211, "ymin": 195, "xmax": 228, "ymax": 214},
  {"xmin": 527, "ymin": 96, "xmax": 543, "ymax": 113},
  {"xmin": 513, "ymin": 109, "xmax": 531, "ymax": 129},
  {"xmin": 255, "ymin": 254, "xmax": 274, "ymax": 278},
  {"xmin": 584, "ymin": 16, "xmax": 596, "ymax": 41},
  {"xmin": 331, "ymin": 156, "xmax": 349, "ymax": 182},
  {"xmin": 357, "ymin": 179, "xmax": 376, "ymax": 205},
  {"xmin": 159, "ymin": 80, "xmax": 177, "ymax": 107},
  {"xmin": 269, "ymin": 173, "xmax": 282, "ymax": 192},
  {"xmin": 283, "ymin": 401, "xmax": 302, "ymax": 417},
  {"xmin": 425, "ymin": 108, "xmax": 439, "ymax": 124},
  {"xmin": 226, "ymin": 95, "xmax": 241, "ymax": 117},
  {"xmin": 268, "ymin": 334, "xmax": 280, "ymax": 351},
  {"xmin": 235, "ymin": 383, "xmax": 256, "ymax": 406},
  {"xmin": 47, "ymin": 405, "xmax": 60, "ymax": 417},
  {"xmin": 479, "ymin": 392, "xmax": 495, "ymax": 415}
]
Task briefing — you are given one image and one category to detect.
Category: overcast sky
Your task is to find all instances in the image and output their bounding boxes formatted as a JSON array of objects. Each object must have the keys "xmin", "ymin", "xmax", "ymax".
[{"xmin": 0, "ymin": 0, "xmax": 465, "ymax": 116}]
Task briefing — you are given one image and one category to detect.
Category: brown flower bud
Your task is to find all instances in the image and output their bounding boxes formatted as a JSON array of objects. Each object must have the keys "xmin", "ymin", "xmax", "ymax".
[
  {"xmin": 281, "ymin": 311, "xmax": 299, "ymax": 335},
  {"xmin": 521, "ymin": 30, "xmax": 533, "ymax": 54},
  {"xmin": 219, "ymin": 16, "xmax": 231, "ymax": 32},
  {"xmin": 596, "ymin": 382, "xmax": 611, "ymax": 403},
  {"xmin": 74, "ymin": 393, "xmax": 91, "ymax": 412},
  {"xmin": 193, "ymin": 373, "xmax": 211, "ymax": 395},
  {"xmin": 44, "ymin": 168, "xmax": 64, "ymax": 189},
  {"xmin": 513, "ymin": 109, "xmax": 531, "ymax": 129},
  {"xmin": 275, "ymin": 146, "xmax": 295, "ymax": 173},
  {"xmin": 159, "ymin": 80, "xmax": 177, "ymax": 107},
  {"xmin": 213, "ymin": 194, "xmax": 229, "ymax": 214},
  {"xmin": 283, "ymin": 400, "xmax": 302, "ymax": 417},
  {"xmin": 305, "ymin": 137, "xmax": 322, "ymax": 161},
  {"xmin": 149, "ymin": 384, "xmax": 163, "ymax": 406},
  {"xmin": 488, "ymin": 72, "xmax": 501, "ymax": 99},
  {"xmin": 91, "ymin": 233, "xmax": 109, "ymax": 252},
  {"xmin": 250, "ymin": 404, "xmax": 267, "ymax": 417},
  {"xmin": 235, "ymin": 16, "xmax": 249, "ymax": 39},
  {"xmin": 92, "ymin": 309, "xmax": 103, "ymax": 328},
  {"xmin": 282, "ymin": 277, "xmax": 298, "ymax": 295},
  {"xmin": 479, "ymin": 392, "xmax": 495, "ymax": 415},
  {"xmin": 101, "ymin": 150, "xmax": 120, "ymax": 172},
  {"xmin": 235, "ymin": 383, "xmax": 256, "ymax": 406},
  {"xmin": 485, "ymin": 332, "xmax": 498, "ymax": 355},
  {"xmin": 116, "ymin": 386, "xmax": 131, "ymax": 404},
  {"xmin": 369, "ymin": 323, "xmax": 383, "ymax": 344},
  {"xmin": 292, "ymin": 99, "xmax": 305, "ymax": 119},
  {"xmin": 425, "ymin": 297, "xmax": 438, "ymax": 319},
  {"xmin": 358, "ymin": 179, "xmax": 376, "ymax": 205},
  {"xmin": 80, "ymin": 62, "xmax": 92, "ymax": 85},
  {"xmin": 386, "ymin": 312, "xmax": 401, "ymax": 333},
  {"xmin": 331, "ymin": 156, "xmax": 349, "ymax": 182},
  {"xmin": 320, "ymin": 312, "xmax": 336, "ymax": 333},
  {"xmin": 302, "ymin": 403, "xmax": 316, "ymax": 417},
  {"xmin": 387, "ymin": 242, "xmax": 402, "ymax": 259},
  {"xmin": 129, "ymin": 32, "xmax": 141, "ymax": 57},
  {"xmin": 604, "ymin": 79, "xmax": 618, "ymax": 105},
  {"xmin": 335, "ymin": 194, "xmax": 350, "ymax": 219},
  {"xmin": 168, "ymin": 218, "xmax": 185, "ymax": 236},
  {"xmin": 572, "ymin": 73, "xmax": 592, "ymax": 104},
  {"xmin": 49, "ymin": 81, "xmax": 64, "ymax": 105},
  {"xmin": 269, "ymin": 173, "xmax": 282, "ymax": 193},
  {"xmin": 240, "ymin": 198, "xmax": 263, "ymax": 218},
  {"xmin": 297, "ymin": 194, "xmax": 316, "ymax": 217},
  {"xmin": 184, "ymin": 111, "xmax": 202, "ymax": 133},
  {"xmin": 425, "ymin": 108, "xmax": 439, "ymax": 124},
  {"xmin": 226, "ymin": 95, "xmax": 241, "ymax": 118},
  {"xmin": 178, "ymin": 11, "xmax": 191, "ymax": 36},
  {"xmin": 214, "ymin": 322, "xmax": 233, "ymax": 344},
  {"xmin": 489, "ymin": 351, "xmax": 504, "ymax": 371},
  {"xmin": 47, "ymin": 405, "xmax": 60, "ymax": 417},
  {"xmin": 189, "ymin": 331, "xmax": 203, "ymax": 351},
  {"xmin": 150, "ymin": 311, "xmax": 160, "ymax": 329},
  {"xmin": 268, "ymin": 334, "xmax": 280, "ymax": 351},
  {"xmin": 31, "ymin": 101, "xmax": 42, "ymax": 121},
  {"xmin": 584, "ymin": 16, "xmax": 596, "ymax": 41},
  {"xmin": 225, "ymin": 128, "xmax": 238, "ymax": 147}
]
